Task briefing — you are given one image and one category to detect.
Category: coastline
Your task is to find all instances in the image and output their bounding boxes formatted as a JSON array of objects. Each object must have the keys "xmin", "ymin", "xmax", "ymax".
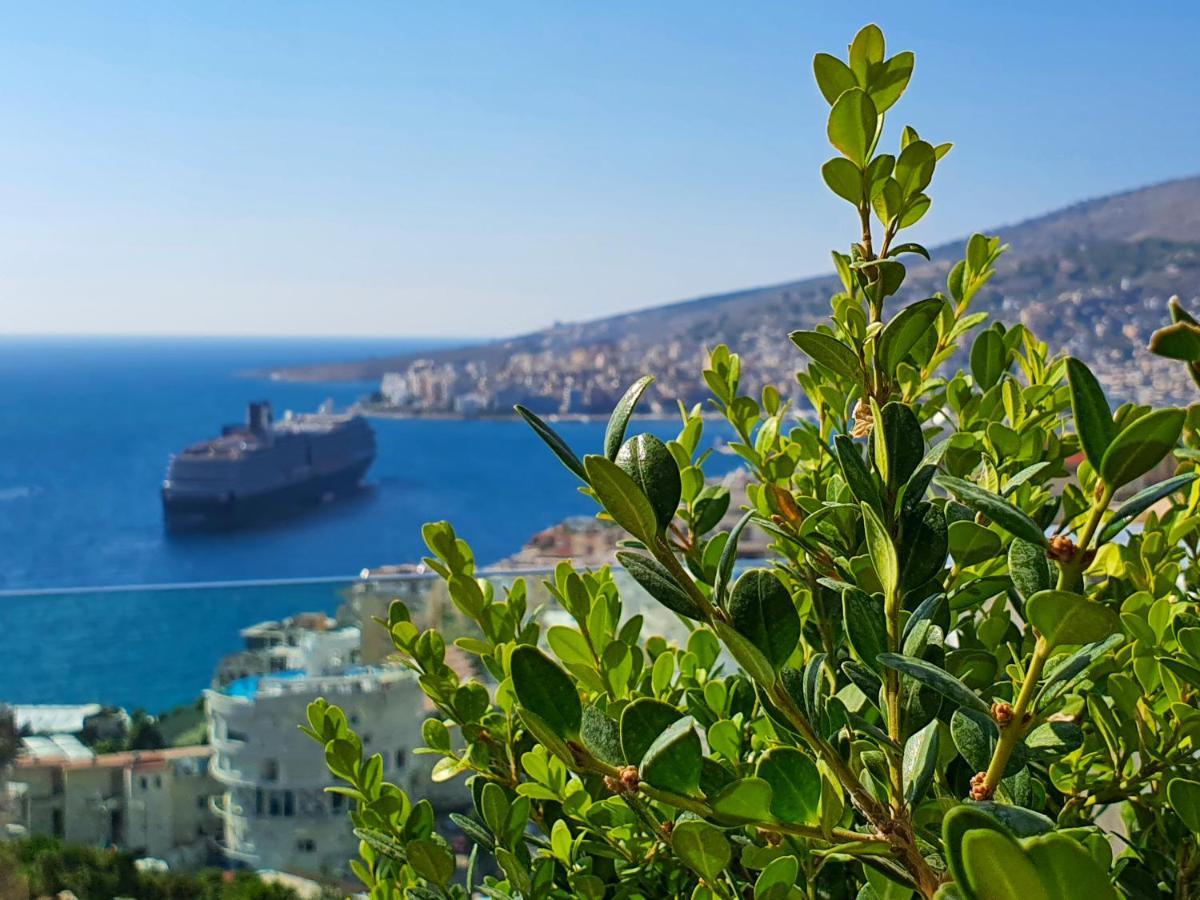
[{"xmin": 357, "ymin": 407, "xmax": 698, "ymax": 423}]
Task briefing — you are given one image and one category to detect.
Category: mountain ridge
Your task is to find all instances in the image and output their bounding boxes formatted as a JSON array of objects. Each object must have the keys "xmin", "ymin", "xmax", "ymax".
[{"xmin": 272, "ymin": 174, "xmax": 1200, "ymax": 410}]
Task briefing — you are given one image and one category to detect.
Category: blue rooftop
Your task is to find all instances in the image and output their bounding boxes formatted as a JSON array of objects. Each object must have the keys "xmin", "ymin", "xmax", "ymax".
[{"xmin": 223, "ymin": 669, "xmax": 308, "ymax": 698}]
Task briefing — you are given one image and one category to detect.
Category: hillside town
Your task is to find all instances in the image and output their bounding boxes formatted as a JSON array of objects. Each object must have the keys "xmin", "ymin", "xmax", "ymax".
[{"xmin": 281, "ymin": 186, "xmax": 1200, "ymax": 417}]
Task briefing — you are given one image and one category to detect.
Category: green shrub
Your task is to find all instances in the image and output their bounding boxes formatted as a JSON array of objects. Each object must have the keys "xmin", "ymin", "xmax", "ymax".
[
  {"xmin": 304, "ymin": 25, "xmax": 1200, "ymax": 900},
  {"xmin": 0, "ymin": 836, "xmax": 300, "ymax": 899}
]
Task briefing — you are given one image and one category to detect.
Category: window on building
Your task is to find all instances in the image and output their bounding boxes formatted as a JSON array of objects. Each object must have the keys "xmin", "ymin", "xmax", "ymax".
[
  {"xmin": 139, "ymin": 776, "xmax": 148, "ymax": 790},
  {"xmin": 269, "ymin": 793, "xmax": 282, "ymax": 817},
  {"xmin": 261, "ymin": 759, "xmax": 278, "ymax": 781},
  {"xmin": 296, "ymin": 838, "xmax": 317, "ymax": 853},
  {"xmin": 227, "ymin": 728, "xmax": 248, "ymax": 743},
  {"xmin": 196, "ymin": 794, "xmax": 207, "ymax": 810},
  {"xmin": 283, "ymin": 791, "xmax": 295, "ymax": 817},
  {"xmin": 255, "ymin": 789, "xmax": 264, "ymax": 816},
  {"xmin": 330, "ymin": 792, "xmax": 345, "ymax": 813},
  {"xmin": 395, "ymin": 749, "xmax": 407, "ymax": 770},
  {"xmin": 154, "ymin": 776, "xmax": 162, "ymax": 789},
  {"xmin": 51, "ymin": 808, "xmax": 63, "ymax": 838}
]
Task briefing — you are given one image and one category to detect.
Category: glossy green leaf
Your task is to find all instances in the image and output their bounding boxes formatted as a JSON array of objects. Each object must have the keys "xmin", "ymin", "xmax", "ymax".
[
  {"xmin": 1024, "ymin": 721, "xmax": 1083, "ymax": 759},
  {"xmin": 754, "ymin": 856, "xmax": 800, "ymax": 900},
  {"xmin": 1168, "ymin": 778, "xmax": 1200, "ymax": 832},
  {"xmin": 878, "ymin": 653, "xmax": 989, "ymax": 714},
  {"xmin": 899, "ymin": 193, "xmax": 931, "ymax": 228},
  {"xmin": 584, "ymin": 453, "xmax": 661, "ymax": 543},
  {"xmin": 671, "ymin": 819, "xmax": 730, "ymax": 883},
  {"xmin": 848, "ymin": 24, "xmax": 885, "ymax": 82},
  {"xmin": 969, "ymin": 328, "xmax": 1006, "ymax": 390},
  {"xmin": 843, "ymin": 587, "xmax": 887, "ymax": 674},
  {"xmin": 729, "ymin": 569, "xmax": 800, "ymax": 670},
  {"xmin": 1149, "ymin": 320, "xmax": 1200, "ymax": 362},
  {"xmin": 950, "ymin": 707, "xmax": 1025, "ymax": 777},
  {"xmin": 1171, "ymin": 296, "xmax": 1200, "ymax": 326},
  {"xmin": 515, "ymin": 405, "xmax": 587, "ymax": 481},
  {"xmin": 827, "ymin": 87, "xmax": 877, "ymax": 168},
  {"xmin": 861, "ymin": 502, "xmax": 899, "ymax": 600},
  {"xmin": 813, "ymin": 52, "xmax": 857, "ymax": 104},
  {"xmin": 580, "ymin": 704, "xmax": 624, "ymax": 767},
  {"xmin": 617, "ymin": 551, "xmax": 704, "ymax": 621},
  {"xmin": 894, "ymin": 139, "xmax": 935, "ymax": 198},
  {"xmin": 950, "ymin": 706, "xmax": 994, "ymax": 772},
  {"xmin": 902, "ymin": 719, "xmax": 939, "ymax": 805},
  {"xmin": 869, "ymin": 51, "xmax": 915, "ymax": 113},
  {"xmin": 842, "ymin": 659, "xmax": 883, "ymax": 700},
  {"xmin": 640, "ymin": 717, "xmax": 702, "ymax": 797},
  {"xmin": 1099, "ymin": 408, "xmax": 1186, "ymax": 489},
  {"xmin": 406, "ymin": 838, "xmax": 455, "ymax": 887},
  {"xmin": 879, "ymin": 402, "xmax": 924, "ymax": 491},
  {"xmin": 1099, "ymin": 472, "xmax": 1198, "ymax": 542},
  {"xmin": 969, "ymin": 803, "xmax": 1054, "ymax": 837},
  {"xmin": 947, "ymin": 518, "xmax": 1001, "ymax": 568},
  {"xmin": 710, "ymin": 777, "xmax": 775, "ymax": 824},
  {"xmin": 942, "ymin": 806, "xmax": 1012, "ymax": 892},
  {"xmin": 960, "ymin": 830, "xmax": 1050, "ymax": 900},
  {"xmin": 1160, "ymin": 657, "xmax": 1200, "ymax": 691},
  {"xmin": 789, "ymin": 329, "xmax": 861, "ymax": 380},
  {"xmin": 517, "ymin": 706, "xmax": 574, "ymax": 765},
  {"xmin": 1008, "ymin": 538, "xmax": 1051, "ymax": 600},
  {"xmin": 604, "ymin": 376, "xmax": 654, "ymax": 461},
  {"xmin": 1036, "ymin": 634, "xmax": 1124, "ymax": 706},
  {"xmin": 1025, "ymin": 834, "xmax": 1117, "ymax": 900},
  {"xmin": 615, "ymin": 434, "xmax": 682, "ymax": 533},
  {"xmin": 714, "ymin": 510, "xmax": 754, "ymax": 606},
  {"xmin": 899, "ymin": 502, "xmax": 947, "ymax": 589},
  {"xmin": 945, "ymin": 648, "xmax": 997, "ymax": 691},
  {"xmin": 879, "ymin": 297, "xmax": 943, "ymax": 374},
  {"xmin": 1026, "ymin": 590, "xmax": 1120, "ymax": 648},
  {"xmin": 935, "ymin": 475, "xmax": 1047, "ymax": 547},
  {"xmin": 1066, "ymin": 358, "xmax": 1115, "ymax": 470},
  {"xmin": 835, "ymin": 434, "xmax": 882, "ymax": 512},
  {"xmin": 620, "ymin": 698, "xmax": 682, "ymax": 767},
  {"xmin": 755, "ymin": 747, "xmax": 820, "ymax": 825},
  {"xmin": 822, "ymin": 157, "xmax": 863, "ymax": 205},
  {"xmin": 714, "ymin": 619, "xmax": 777, "ymax": 686},
  {"xmin": 510, "ymin": 646, "xmax": 582, "ymax": 739}
]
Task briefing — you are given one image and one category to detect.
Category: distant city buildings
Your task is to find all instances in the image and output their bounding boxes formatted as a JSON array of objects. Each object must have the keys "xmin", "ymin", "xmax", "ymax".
[
  {"xmin": 6, "ymin": 743, "xmax": 219, "ymax": 869},
  {"xmin": 494, "ymin": 516, "xmax": 622, "ymax": 569}
]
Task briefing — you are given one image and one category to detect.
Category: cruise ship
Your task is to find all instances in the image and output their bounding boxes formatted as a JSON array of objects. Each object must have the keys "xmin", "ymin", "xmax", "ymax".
[{"xmin": 162, "ymin": 401, "xmax": 376, "ymax": 531}]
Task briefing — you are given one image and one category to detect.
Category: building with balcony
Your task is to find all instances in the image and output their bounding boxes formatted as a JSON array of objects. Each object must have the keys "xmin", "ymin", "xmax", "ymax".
[
  {"xmin": 213, "ymin": 613, "xmax": 360, "ymax": 688},
  {"xmin": 6, "ymin": 742, "xmax": 219, "ymax": 868},
  {"xmin": 205, "ymin": 665, "xmax": 429, "ymax": 877}
]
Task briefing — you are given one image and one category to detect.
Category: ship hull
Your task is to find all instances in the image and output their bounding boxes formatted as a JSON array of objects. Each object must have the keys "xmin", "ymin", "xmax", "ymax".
[{"xmin": 162, "ymin": 457, "xmax": 373, "ymax": 532}]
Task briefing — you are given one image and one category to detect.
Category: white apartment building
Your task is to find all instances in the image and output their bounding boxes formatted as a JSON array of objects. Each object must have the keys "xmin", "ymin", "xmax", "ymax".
[
  {"xmin": 206, "ymin": 666, "xmax": 427, "ymax": 877},
  {"xmin": 213, "ymin": 614, "xmax": 359, "ymax": 688}
]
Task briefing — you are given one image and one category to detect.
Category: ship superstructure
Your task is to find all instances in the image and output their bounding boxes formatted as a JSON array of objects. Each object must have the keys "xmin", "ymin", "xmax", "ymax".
[{"xmin": 162, "ymin": 401, "xmax": 376, "ymax": 530}]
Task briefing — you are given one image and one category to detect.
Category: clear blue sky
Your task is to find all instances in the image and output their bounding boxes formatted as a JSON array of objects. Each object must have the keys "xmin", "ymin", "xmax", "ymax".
[{"xmin": 2, "ymin": 2, "xmax": 1198, "ymax": 338}]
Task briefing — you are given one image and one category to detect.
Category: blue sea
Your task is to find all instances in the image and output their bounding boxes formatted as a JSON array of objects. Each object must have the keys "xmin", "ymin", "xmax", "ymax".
[{"xmin": 0, "ymin": 337, "xmax": 735, "ymax": 710}]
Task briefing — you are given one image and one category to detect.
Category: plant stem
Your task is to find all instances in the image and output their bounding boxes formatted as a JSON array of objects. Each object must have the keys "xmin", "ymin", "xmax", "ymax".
[
  {"xmin": 651, "ymin": 537, "xmax": 720, "ymax": 620},
  {"xmin": 884, "ymin": 584, "xmax": 905, "ymax": 802},
  {"xmin": 1056, "ymin": 484, "xmax": 1113, "ymax": 591},
  {"xmin": 766, "ymin": 685, "xmax": 888, "ymax": 827},
  {"xmin": 981, "ymin": 637, "xmax": 1049, "ymax": 795}
]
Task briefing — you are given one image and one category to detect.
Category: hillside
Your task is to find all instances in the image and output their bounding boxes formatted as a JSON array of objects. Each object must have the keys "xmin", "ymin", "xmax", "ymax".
[{"xmin": 272, "ymin": 175, "xmax": 1200, "ymax": 411}]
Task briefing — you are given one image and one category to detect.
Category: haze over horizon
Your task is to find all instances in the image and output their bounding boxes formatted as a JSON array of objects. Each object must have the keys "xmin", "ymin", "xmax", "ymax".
[{"xmin": 3, "ymin": 2, "xmax": 1199, "ymax": 339}]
